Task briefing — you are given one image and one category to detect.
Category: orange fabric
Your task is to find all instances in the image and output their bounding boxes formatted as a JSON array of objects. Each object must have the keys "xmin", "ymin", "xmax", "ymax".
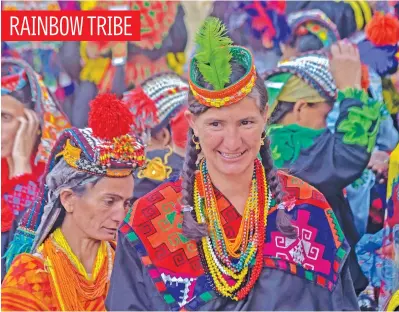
[
  {"xmin": 2, "ymin": 254, "xmax": 58, "ymax": 311},
  {"xmin": 1, "ymin": 240, "xmax": 113, "ymax": 311}
]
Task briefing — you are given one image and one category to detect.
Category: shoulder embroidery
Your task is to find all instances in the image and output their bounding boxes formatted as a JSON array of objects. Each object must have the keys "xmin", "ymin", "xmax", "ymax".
[
  {"xmin": 265, "ymin": 172, "xmax": 349, "ymax": 291},
  {"xmin": 121, "ymin": 181, "xmax": 216, "ymax": 310}
]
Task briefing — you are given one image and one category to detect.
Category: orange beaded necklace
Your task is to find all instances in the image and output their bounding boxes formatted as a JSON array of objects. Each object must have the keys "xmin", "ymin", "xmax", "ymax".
[{"xmin": 41, "ymin": 228, "xmax": 113, "ymax": 311}]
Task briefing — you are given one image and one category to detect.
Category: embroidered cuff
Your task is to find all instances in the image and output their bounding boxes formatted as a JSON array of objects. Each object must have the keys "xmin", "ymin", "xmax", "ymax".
[{"xmin": 336, "ymin": 88, "xmax": 383, "ymax": 153}]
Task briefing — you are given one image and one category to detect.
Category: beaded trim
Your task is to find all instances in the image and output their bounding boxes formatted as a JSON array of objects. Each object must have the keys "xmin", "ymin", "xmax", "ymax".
[
  {"xmin": 287, "ymin": 9, "xmax": 341, "ymax": 47},
  {"xmin": 189, "ymin": 46, "xmax": 257, "ymax": 108},
  {"xmin": 1, "ymin": 67, "xmax": 28, "ymax": 95},
  {"xmin": 194, "ymin": 158, "xmax": 270, "ymax": 300},
  {"xmin": 56, "ymin": 129, "xmax": 146, "ymax": 178}
]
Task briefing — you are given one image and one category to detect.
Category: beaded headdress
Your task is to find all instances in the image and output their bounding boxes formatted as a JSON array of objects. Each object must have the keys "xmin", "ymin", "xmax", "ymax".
[
  {"xmin": 1, "ymin": 57, "xmax": 71, "ymax": 164},
  {"xmin": 287, "ymin": 9, "xmax": 341, "ymax": 48},
  {"xmin": 263, "ymin": 53, "xmax": 337, "ymax": 117},
  {"xmin": 188, "ymin": 17, "xmax": 257, "ymax": 108},
  {"xmin": 122, "ymin": 72, "xmax": 189, "ymax": 140},
  {"xmin": 5, "ymin": 93, "xmax": 146, "ymax": 269}
]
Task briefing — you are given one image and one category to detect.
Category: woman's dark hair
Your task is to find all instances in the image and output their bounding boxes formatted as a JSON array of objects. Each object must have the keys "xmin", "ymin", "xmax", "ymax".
[
  {"xmin": 290, "ymin": 33, "xmax": 325, "ymax": 53},
  {"xmin": 181, "ymin": 61, "xmax": 297, "ymax": 240},
  {"xmin": 268, "ymin": 98, "xmax": 336, "ymax": 125},
  {"xmin": 268, "ymin": 101, "xmax": 296, "ymax": 125},
  {"xmin": 1, "ymin": 64, "xmax": 35, "ymax": 110}
]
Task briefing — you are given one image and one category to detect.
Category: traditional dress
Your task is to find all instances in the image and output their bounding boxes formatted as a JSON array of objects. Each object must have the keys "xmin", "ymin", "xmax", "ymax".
[
  {"xmin": 122, "ymin": 72, "xmax": 189, "ymax": 200},
  {"xmin": 107, "ymin": 17, "xmax": 358, "ymax": 311},
  {"xmin": 328, "ymin": 13, "xmax": 399, "ymax": 237},
  {"xmin": 264, "ymin": 53, "xmax": 383, "ymax": 294},
  {"xmin": 107, "ymin": 172, "xmax": 358, "ymax": 310},
  {"xmin": 2, "ymin": 94, "xmax": 146, "ymax": 311},
  {"xmin": 1, "ymin": 57, "xmax": 70, "ymax": 280},
  {"xmin": 356, "ymin": 145, "xmax": 399, "ymax": 311},
  {"xmin": 2, "ymin": 229, "xmax": 114, "ymax": 311},
  {"xmin": 70, "ymin": 1, "xmax": 187, "ymax": 127}
]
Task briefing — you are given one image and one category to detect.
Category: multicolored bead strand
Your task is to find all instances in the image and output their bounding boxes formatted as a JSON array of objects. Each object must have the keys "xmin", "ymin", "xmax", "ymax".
[{"xmin": 193, "ymin": 158, "xmax": 270, "ymax": 300}]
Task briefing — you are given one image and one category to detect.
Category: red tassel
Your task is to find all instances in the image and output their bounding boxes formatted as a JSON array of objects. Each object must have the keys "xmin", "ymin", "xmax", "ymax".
[
  {"xmin": 88, "ymin": 93, "xmax": 134, "ymax": 141},
  {"xmin": 361, "ymin": 64, "xmax": 370, "ymax": 91},
  {"xmin": 123, "ymin": 87, "xmax": 159, "ymax": 134},
  {"xmin": 365, "ymin": 12, "xmax": 399, "ymax": 47}
]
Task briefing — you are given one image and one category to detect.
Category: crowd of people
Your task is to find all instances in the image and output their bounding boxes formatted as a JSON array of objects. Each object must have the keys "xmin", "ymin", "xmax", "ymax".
[{"xmin": 1, "ymin": 1, "xmax": 399, "ymax": 311}]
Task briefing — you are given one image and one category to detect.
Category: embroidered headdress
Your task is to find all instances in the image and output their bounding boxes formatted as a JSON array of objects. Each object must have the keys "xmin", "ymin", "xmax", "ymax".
[
  {"xmin": 188, "ymin": 17, "xmax": 257, "ymax": 108},
  {"xmin": 263, "ymin": 53, "xmax": 337, "ymax": 118},
  {"xmin": 5, "ymin": 93, "xmax": 146, "ymax": 269},
  {"xmin": 1, "ymin": 57, "xmax": 70, "ymax": 164},
  {"xmin": 122, "ymin": 72, "xmax": 189, "ymax": 141},
  {"xmin": 286, "ymin": 9, "xmax": 341, "ymax": 49}
]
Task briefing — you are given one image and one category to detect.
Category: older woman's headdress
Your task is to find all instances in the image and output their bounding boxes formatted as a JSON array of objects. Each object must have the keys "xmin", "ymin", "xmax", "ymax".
[
  {"xmin": 5, "ymin": 94, "xmax": 145, "ymax": 269},
  {"xmin": 188, "ymin": 17, "xmax": 257, "ymax": 108}
]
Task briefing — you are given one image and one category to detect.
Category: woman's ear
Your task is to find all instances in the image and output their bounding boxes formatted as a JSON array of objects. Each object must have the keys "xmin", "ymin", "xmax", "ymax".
[
  {"xmin": 59, "ymin": 189, "xmax": 75, "ymax": 213},
  {"xmin": 184, "ymin": 110, "xmax": 198, "ymax": 136},
  {"xmin": 153, "ymin": 128, "xmax": 171, "ymax": 147},
  {"xmin": 292, "ymin": 100, "xmax": 307, "ymax": 122}
]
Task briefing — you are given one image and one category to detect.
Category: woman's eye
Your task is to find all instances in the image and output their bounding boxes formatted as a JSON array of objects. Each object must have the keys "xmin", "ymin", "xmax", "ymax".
[
  {"xmin": 1, "ymin": 113, "xmax": 12, "ymax": 122},
  {"xmin": 210, "ymin": 122, "xmax": 220, "ymax": 127},
  {"xmin": 104, "ymin": 199, "xmax": 114, "ymax": 206},
  {"xmin": 241, "ymin": 120, "xmax": 253, "ymax": 126}
]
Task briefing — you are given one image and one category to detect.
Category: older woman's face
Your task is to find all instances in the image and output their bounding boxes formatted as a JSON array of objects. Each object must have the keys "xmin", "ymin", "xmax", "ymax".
[
  {"xmin": 1, "ymin": 95, "xmax": 25, "ymax": 158},
  {"xmin": 189, "ymin": 97, "xmax": 266, "ymax": 177},
  {"xmin": 68, "ymin": 175, "xmax": 134, "ymax": 241}
]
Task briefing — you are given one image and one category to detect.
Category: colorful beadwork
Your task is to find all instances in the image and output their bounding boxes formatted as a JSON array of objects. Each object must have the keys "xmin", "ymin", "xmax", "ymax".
[
  {"xmin": 124, "ymin": 171, "xmax": 349, "ymax": 310},
  {"xmin": 194, "ymin": 159, "xmax": 270, "ymax": 300},
  {"xmin": 189, "ymin": 47, "xmax": 257, "ymax": 108},
  {"xmin": 264, "ymin": 53, "xmax": 337, "ymax": 117},
  {"xmin": 123, "ymin": 72, "xmax": 189, "ymax": 139},
  {"xmin": 287, "ymin": 9, "xmax": 341, "ymax": 48}
]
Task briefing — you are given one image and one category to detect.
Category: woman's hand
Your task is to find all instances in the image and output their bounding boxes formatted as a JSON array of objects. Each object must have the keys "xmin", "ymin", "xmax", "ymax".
[
  {"xmin": 330, "ymin": 41, "xmax": 362, "ymax": 90},
  {"xmin": 10, "ymin": 109, "xmax": 40, "ymax": 177},
  {"xmin": 367, "ymin": 150, "xmax": 390, "ymax": 184}
]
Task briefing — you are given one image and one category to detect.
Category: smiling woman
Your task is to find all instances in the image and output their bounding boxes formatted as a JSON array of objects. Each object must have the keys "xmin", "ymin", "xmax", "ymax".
[
  {"xmin": 1, "ymin": 94, "xmax": 145, "ymax": 311},
  {"xmin": 106, "ymin": 17, "xmax": 359, "ymax": 311}
]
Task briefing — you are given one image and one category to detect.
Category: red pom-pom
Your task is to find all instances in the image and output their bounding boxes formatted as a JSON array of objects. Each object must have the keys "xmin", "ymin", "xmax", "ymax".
[
  {"xmin": 88, "ymin": 93, "xmax": 133, "ymax": 141},
  {"xmin": 365, "ymin": 12, "xmax": 399, "ymax": 47}
]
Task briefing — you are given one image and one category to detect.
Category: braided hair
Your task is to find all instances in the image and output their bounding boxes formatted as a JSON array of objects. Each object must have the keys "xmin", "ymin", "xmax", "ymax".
[{"xmin": 181, "ymin": 61, "xmax": 296, "ymax": 240}]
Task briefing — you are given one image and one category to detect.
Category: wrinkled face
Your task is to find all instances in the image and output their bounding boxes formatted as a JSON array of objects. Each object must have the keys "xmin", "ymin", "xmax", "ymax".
[
  {"xmin": 189, "ymin": 97, "xmax": 266, "ymax": 177},
  {"xmin": 296, "ymin": 101, "xmax": 332, "ymax": 129},
  {"xmin": 66, "ymin": 175, "xmax": 134, "ymax": 241},
  {"xmin": 1, "ymin": 95, "xmax": 25, "ymax": 158}
]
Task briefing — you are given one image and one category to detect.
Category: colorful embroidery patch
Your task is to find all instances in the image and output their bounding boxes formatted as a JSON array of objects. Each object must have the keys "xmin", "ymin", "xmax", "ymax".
[{"xmin": 123, "ymin": 174, "xmax": 349, "ymax": 309}]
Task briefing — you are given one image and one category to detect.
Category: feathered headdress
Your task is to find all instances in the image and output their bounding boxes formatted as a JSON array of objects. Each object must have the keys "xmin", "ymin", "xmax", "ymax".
[{"xmin": 189, "ymin": 17, "xmax": 256, "ymax": 108}]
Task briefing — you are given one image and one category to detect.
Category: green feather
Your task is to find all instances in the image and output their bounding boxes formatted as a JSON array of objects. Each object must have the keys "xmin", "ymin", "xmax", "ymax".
[{"xmin": 195, "ymin": 17, "xmax": 233, "ymax": 90}]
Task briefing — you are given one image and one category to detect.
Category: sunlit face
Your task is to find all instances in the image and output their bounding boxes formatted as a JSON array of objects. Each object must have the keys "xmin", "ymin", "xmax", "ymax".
[
  {"xmin": 296, "ymin": 101, "xmax": 332, "ymax": 129},
  {"xmin": 1, "ymin": 95, "xmax": 25, "ymax": 158},
  {"xmin": 64, "ymin": 175, "xmax": 134, "ymax": 241},
  {"xmin": 188, "ymin": 97, "xmax": 267, "ymax": 177}
]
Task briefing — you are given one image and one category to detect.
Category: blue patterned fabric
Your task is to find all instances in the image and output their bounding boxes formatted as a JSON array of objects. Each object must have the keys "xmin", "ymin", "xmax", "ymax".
[{"xmin": 327, "ymin": 67, "xmax": 398, "ymax": 237}]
